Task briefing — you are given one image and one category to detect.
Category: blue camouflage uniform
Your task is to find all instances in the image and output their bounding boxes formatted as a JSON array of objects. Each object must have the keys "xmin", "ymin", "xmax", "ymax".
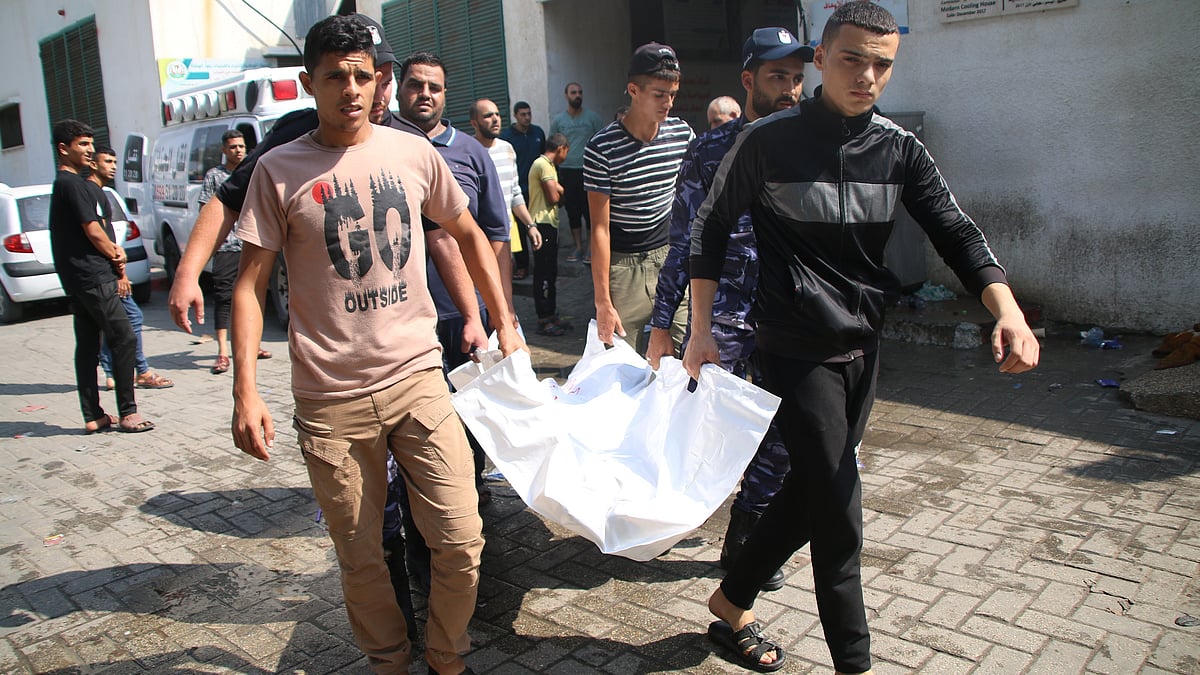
[{"xmin": 650, "ymin": 116, "xmax": 788, "ymax": 515}]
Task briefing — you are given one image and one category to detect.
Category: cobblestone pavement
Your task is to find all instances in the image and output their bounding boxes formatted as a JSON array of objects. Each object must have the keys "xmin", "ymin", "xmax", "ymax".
[{"xmin": 1, "ymin": 250, "xmax": 1197, "ymax": 674}]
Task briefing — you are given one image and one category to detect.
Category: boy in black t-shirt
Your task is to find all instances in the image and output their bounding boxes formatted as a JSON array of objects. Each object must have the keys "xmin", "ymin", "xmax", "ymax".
[{"xmin": 48, "ymin": 119, "xmax": 154, "ymax": 434}]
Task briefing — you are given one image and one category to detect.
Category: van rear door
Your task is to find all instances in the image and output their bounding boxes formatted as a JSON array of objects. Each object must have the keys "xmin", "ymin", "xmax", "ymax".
[{"xmin": 120, "ymin": 133, "xmax": 160, "ymax": 265}]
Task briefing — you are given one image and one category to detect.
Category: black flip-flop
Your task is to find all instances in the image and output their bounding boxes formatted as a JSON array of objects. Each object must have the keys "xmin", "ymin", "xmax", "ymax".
[
  {"xmin": 85, "ymin": 414, "xmax": 118, "ymax": 434},
  {"xmin": 707, "ymin": 620, "xmax": 786, "ymax": 672}
]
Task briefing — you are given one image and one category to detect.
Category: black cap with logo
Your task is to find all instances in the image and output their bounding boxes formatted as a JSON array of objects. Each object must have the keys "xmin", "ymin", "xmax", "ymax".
[{"xmin": 628, "ymin": 42, "xmax": 680, "ymax": 77}]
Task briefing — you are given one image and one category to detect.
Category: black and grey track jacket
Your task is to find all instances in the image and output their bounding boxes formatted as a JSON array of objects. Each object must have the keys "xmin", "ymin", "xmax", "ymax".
[{"xmin": 690, "ymin": 97, "xmax": 1007, "ymax": 362}]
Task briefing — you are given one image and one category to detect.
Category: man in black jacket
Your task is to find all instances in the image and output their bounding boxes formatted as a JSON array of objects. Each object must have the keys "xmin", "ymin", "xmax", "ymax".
[{"xmin": 685, "ymin": 3, "xmax": 1040, "ymax": 673}]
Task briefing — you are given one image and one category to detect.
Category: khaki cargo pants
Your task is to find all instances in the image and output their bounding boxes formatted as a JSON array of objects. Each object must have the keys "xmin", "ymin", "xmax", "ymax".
[
  {"xmin": 609, "ymin": 244, "xmax": 688, "ymax": 353},
  {"xmin": 294, "ymin": 367, "xmax": 483, "ymax": 675}
]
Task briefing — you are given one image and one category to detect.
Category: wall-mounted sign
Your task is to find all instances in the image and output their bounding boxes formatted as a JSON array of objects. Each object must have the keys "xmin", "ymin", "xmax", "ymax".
[
  {"xmin": 939, "ymin": 0, "xmax": 1078, "ymax": 23},
  {"xmin": 158, "ymin": 58, "xmax": 269, "ymax": 99}
]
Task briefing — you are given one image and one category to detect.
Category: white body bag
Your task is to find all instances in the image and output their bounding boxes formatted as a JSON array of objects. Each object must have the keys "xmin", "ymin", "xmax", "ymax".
[{"xmin": 450, "ymin": 321, "xmax": 781, "ymax": 561}]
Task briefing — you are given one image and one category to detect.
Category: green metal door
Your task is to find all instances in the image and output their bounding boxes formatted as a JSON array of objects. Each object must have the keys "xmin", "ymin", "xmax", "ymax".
[{"xmin": 382, "ymin": 0, "xmax": 510, "ymax": 134}]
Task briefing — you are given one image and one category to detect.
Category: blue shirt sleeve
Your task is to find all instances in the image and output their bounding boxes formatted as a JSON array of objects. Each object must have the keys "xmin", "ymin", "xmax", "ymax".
[{"xmin": 651, "ymin": 136, "xmax": 704, "ymax": 329}]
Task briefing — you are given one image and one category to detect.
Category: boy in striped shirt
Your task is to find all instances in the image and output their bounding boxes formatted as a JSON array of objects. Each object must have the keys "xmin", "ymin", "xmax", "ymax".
[{"xmin": 584, "ymin": 42, "xmax": 693, "ymax": 351}]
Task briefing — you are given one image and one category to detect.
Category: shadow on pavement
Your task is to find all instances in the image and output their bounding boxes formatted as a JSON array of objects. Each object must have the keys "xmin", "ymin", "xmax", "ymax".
[
  {"xmin": 90, "ymin": 482, "xmax": 723, "ymax": 671},
  {"xmin": 36, "ymin": 647, "xmax": 285, "ymax": 675},
  {"xmin": 139, "ymin": 488, "xmax": 323, "ymax": 539},
  {"xmin": 466, "ymin": 483, "xmax": 724, "ymax": 672},
  {"xmin": 0, "ymin": 561, "xmax": 368, "ymax": 673},
  {"xmin": 0, "ymin": 419, "xmax": 80, "ymax": 439},
  {"xmin": 1061, "ymin": 446, "xmax": 1198, "ymax": 484},
  {"xmin": 1, "ymin": 523, "xmax": 719, "ymax": 674},
  {"xmin": 0, "ymin": 383, "xmax": 76, "ymax": 396}
]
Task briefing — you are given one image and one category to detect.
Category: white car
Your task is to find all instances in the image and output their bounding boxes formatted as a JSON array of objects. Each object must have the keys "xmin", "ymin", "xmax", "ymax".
[{"xmin": 0, "ymin": 183, "xmax": 152, "ymax": 323}]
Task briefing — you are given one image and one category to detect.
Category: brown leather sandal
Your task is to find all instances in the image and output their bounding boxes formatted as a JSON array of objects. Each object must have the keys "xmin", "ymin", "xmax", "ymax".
[{"xmin": 135, "ymin": 372, "xmax": 174, "ymax": 389}]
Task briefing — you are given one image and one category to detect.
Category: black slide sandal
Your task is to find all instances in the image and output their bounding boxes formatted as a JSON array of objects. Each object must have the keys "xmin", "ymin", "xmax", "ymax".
[{"xmin": 707, "ymin": 619, "xmax": 786, "ymax": 672}]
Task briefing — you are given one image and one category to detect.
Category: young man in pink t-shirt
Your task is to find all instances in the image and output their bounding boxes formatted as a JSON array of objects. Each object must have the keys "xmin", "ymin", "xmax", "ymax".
[{"xmin": 229, "ymin": 16, "xmax": 523, "ymax": 675}]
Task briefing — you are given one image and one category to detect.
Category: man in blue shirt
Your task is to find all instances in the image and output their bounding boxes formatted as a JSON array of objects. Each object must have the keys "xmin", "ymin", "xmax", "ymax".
[
  {"xmin": 499, "ymin": 101, "xmax": 545, "ymax": 204},
  {"xmin": 396, "ymin": 52, "xmax": 512, "ymax": 355},
  {"xmin": 500, "ymin": 101, "xmax": 545, "ymax": 277},
  {"xmin": 396, "ymin": 51, "xmax": 512, "ymax": 508}
]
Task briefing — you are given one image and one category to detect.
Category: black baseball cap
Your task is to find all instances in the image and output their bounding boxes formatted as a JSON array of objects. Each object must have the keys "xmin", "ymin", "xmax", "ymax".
[
  {"xmin": 741, "ymin": 27, "xmax": 814, "ymax": 70},
  {"xmin": 349, "ymin": 13, "xmax": 399, "ymax": 67},
  {"xmin": 628, "ymin": 42, "xmax": 680, "ymax": 77}
]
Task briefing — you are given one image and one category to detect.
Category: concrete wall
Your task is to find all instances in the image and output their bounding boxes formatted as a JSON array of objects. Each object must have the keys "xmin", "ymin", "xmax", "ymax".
[
  {"xmin": 502, "ymin": 0, "xmax": 552, "ymax": 130},
  {"xmin": 541, "ymin": 0, "xmax": 631, "ymax": 127},
  {"xmin": 514, "ymin": 0, "xmax": 797, "ymax": 133},
  {"xmin": 868, "ymin": 1, "xmax": 1200, "ymax": 333}
]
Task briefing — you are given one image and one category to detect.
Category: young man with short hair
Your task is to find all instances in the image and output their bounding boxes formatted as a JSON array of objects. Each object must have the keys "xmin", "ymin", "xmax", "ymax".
[
  {"xmin": 90, "ymin": 146, "xmax": 173, "ymax": 391},
  {"xmin": 527, "ymin": 133, "xmax": 570, "ymax": 334},
  {"xmin": 49, "ymin": 120, "xmax": 154, "ymax": 434},
  {"xmin": 163, "ymin": 11, "xmax": 465, "ymax": 641},
  {"xmin": 499, "ymin": 100, "xmax": 546, "ymax": 277},
  {"xmin": 648, "ymin": 24, "xmax": 813, "ymax": 603},
  {"xmin": 584, "ymin": 42, "xmax": 693, "ymax": 351},
  {"xmin": 686, "ymin": 4, "xmax": 1040, "ymax": 673},
  {"xmin": 230, "ymin": 16, "xmax": 523, "ymax": 674}
]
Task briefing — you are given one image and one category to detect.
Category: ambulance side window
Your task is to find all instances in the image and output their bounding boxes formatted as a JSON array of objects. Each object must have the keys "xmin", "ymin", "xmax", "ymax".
[{"xmin": 187, "ymin": 126, "xmax": 227, "ymax": 182}]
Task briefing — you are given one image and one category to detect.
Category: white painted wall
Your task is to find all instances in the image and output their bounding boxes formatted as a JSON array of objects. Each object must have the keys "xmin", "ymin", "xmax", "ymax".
[
  {"xmin": 0, "ymin": 0, "xmax": 159, "ymax": 186},
  {"xmin": 151, "ymin": 0, "xmax": 305, "ymax": 63},
  {"xmin": 0, "ymin": 1, "xmax": 49, "ymax": 186},
  {"xmin": 0, "ymin": 0, "xmax": 380, "ymax": 189},
  {"xmin": 868, "ymin": 1, "xmax": 1200, "ymax": 332}
]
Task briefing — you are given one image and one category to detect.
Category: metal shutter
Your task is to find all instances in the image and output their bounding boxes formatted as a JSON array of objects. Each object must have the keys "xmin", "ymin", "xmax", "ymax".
[
  {"xmin": 39, "ymin": 17, "xmax": 112, "ymax": 155},
  {"xmin": 382, "ymin": 0, "xmax": 509, "ymax": 135}
]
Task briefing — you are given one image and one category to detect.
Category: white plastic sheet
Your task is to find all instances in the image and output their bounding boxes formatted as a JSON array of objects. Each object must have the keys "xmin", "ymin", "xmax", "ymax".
[{"xmin": 450, "ymin": 321, "xmax": 781, "ymax": 561}]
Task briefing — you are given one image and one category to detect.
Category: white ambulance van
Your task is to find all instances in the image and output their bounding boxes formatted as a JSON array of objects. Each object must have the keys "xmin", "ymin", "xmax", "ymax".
[{"xmin": 121, "ymin": 67, "xmax": 312, "ymax": 318}]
